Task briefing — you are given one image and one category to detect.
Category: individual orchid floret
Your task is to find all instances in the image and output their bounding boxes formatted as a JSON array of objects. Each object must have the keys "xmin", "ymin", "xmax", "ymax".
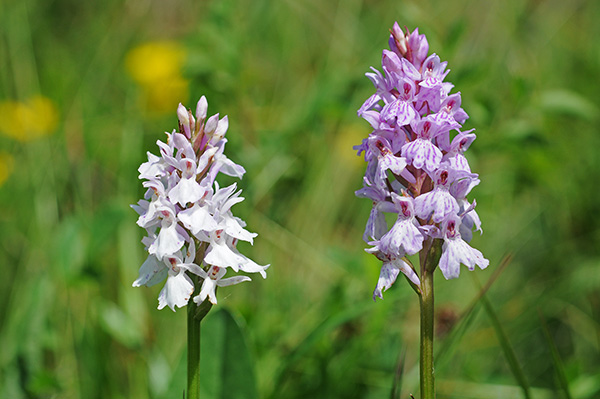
[
  {"xmin": 172, "ymin": 131, "xmax": 197, "ymax": 160},
  {"xmin": 368, "ymin": 135, "xmax": 408, "ymax": 182},
  {"xmin": 457, "ymin": 198, "xmax": 483, "ymax": 242},
  {"xmin": 148, "ymin": 202, "xmax": 187, "ymax": 260},
  {"xmin": 359, "ymin": 67, "xmax": 393, "ymax": 116},
  {"xmin": 157, "ymin": 246, "xmax": 205, "ymax": 311},
  {"xmin": 133, "ymin": 254, "xmax": 167, "ymax": 288},
  {"xmin": 207, "ymin": 139, "xmax": 246, "ymax": 183},
  {"xmin": 138, "ymin": 152, "xmax": 166, "ymax": 180},
  {"xmin": 388, "ymin": 23, "xmax": 408, "ymax": 59},
  {"xmin": 158, "ymin": 266, "xmax": 193, "ymax": 311},
  {"xmin": 438, "ymin": 216, "xmax": 488, "ymax": 279},
  {"xmin": 203, "ymin": 231, "xmax": 269, "ymax": 278},
  {"xmin": 178, "ymin": 202, "xmax": 218, "ymax": 238},
  {"xmin": 401, "ymin": 118, "xmax": 444, "ymax": 173},
  {"xmin": 413, "ymin": 166, "xmax": 460, "ymax": 224},
  {"xmin": 380, "ymin": 77, "xmax": 418, "ymax": 127},
  {"xmin": 168, "ymin": 158, "xmax": 205, "ymax": 206},
  {"xmin": 156, "ymin": 133, "xmax": 178, "ymax": 168},
  {"xmin": 421, "ymin": 54, "xmax": 450, "ymax": 86},
  {"xmin": 194, "ymin": 265, "xmax": 252, "ymax": 305},
  {"xmin": 133, "ymin": 95, "xmax": 269, "ymax": 310},
  {"xmin": 355, "ymin": 176, "xmax": 394, "ymax": 241},
  {"xmin": 437, "ymin": 93, "xmax": 469, "ymax": 125},
  {"xmin": 204, "ymin": 113, "xmax": 219, "ymax": 136},
  {"xmin": 209, "ymin": 183, "xmax": 258, "ymax": 243},
  {"xmin": 379, "ymin": 193, "xmax": 424, "ymax": 256},
  {"xmin": 133, "ymin": 181, "xmax": 168, "ymax": 230},
  {"xmin": 442, "ymin": 130, "xmax": 477, "ymax": 172},
  {"xmin": 366, "ymin": 243, "xmax": 420, "ymax": 300}
]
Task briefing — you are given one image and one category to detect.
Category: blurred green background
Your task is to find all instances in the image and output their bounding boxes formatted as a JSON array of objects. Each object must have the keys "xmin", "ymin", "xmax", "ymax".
[{"xmin": 1, "ymin": 0, "xmax": 599, "ymax": 398}]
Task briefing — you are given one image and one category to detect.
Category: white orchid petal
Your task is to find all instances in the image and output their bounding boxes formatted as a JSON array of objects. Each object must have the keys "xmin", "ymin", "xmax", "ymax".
[
  {"xmin": 133, "ymin": 254, "xmax": 167, "ymax": 287},
  {"xmin": 158, "ymin": 272, "xmax": 194, "ymax": 311}
]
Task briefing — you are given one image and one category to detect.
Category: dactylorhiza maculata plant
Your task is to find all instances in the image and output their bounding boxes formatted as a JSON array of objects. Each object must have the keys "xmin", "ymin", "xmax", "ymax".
[
  {"xmin": 132, "ymin": 96, "xmax": 269, "ymax": 310},
  {"xmin": 355, "ymin": 23, "xmax": 489, "ymax": 398},
  {"xmin": 132, "ymin": 96, "xmax": 268, "ymax": 399}
]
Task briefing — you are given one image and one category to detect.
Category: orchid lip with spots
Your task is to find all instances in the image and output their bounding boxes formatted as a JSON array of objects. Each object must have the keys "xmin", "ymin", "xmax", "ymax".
[
  {"xmin": 132, "ymin": 96, "xmax": 269, "ymax": 311},
  {"xmin": 355, "ymin": 23, "xmax": 488, "ymax": 299}
]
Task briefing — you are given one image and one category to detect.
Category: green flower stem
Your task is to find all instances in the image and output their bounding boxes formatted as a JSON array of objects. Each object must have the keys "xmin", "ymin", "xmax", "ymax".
[
  {"xmin": 187, "ymin": 244, "xmax": 212, "ymax": 399},
  {"xmin": 419, "ymin": 267, "xmax": 435, "ymax": 399},
  {"xmin": 187, "ymin": 289, "xmax": 213, "ymax": 399},
  {"xmin": 419, "ymin": 239, "xmax": 442, "ymax": 399},
  {"xmin": 187, "ymin": 298, "xmax": 201, "ymax": 399}
]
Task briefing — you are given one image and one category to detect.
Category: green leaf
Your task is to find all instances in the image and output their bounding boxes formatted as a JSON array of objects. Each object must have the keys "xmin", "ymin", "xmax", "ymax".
[
  {"xmin": 390, "ymin": 349, "xmax": 406, "ymax": 399},
  {"xmin": 53, "ymin": 217, "xmax": 87, "ymax": 282},
  {"xmin": 199, "ymin": 308, "xmax": 258, "ymax": 399},
  {"xmin": 539, "ymin": 89, "xmax": 599, "ymax": 121},
  {"xmin": 272, "ymin": 300, "xmax": 374, "ymax": 394},
  {"xmin": 480, "ymin": 294, "xmax": 531, "ymax": 399},
  {"xmin": 436, "ymin": 255, "xmax": 513, "ymax": 366},
  {"xmin": 159, "ymin": 346, "xmax": 187, "ymax": 399},
  {"xmin": 97, "ymin": 300, "xmax": 143, "ymax": 349},
  {"xmin": 435, "ymin": 302, "xmax": 481, "ymax": 365},
  {"xmin": 538, "ymin": 310, "xmax": 573, "ymax": 399}
]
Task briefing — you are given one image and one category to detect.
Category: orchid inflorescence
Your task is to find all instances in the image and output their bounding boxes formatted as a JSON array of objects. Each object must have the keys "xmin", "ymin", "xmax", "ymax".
[
  {"xmin": 355, "ymin": 23, "xmax": 488, "ymax": 300},
  {"xmin": 132, "ymin": 96, "xmax": 269, "ymax": 311}
]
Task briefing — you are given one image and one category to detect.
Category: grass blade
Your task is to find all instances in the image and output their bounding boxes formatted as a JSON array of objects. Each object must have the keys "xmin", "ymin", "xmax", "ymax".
[
  {"xmin": 390, "ymin": 348, "xmax": 406, "ymax": 399},
  {"xmin": 479, "ymin": 292, "xmax": 531, "ymax": 399},
  {"xmin": 271, "ymin": 300, "xmax": 373, "ymax": 396},
  {"xmin": 436, "ymin": 254, "xmax": 513, "ymax": 364},
  {"xmin": 538, "ymin": 309, "xmax": 573, "ymax": 399}
]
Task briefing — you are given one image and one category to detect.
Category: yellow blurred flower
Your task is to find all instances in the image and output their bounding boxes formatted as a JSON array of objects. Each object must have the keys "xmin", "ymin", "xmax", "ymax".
[
  {"xmin": 125, "ymin": 41, "xmax": 186, "ymax": 85},
  {"xmin": 0, "ymin": 95, "xmax": 59, "ymax": 141},
  {"xmin": 125, "ymin": 41, "xmax": 189, "ymax": 114},
  {"xmin": 141, "ymin": 76, "xmax": 189, "ymax": 114},
  {"xmin": 0, "ymin": 152, "xmax": 14, "ymax": 186}
]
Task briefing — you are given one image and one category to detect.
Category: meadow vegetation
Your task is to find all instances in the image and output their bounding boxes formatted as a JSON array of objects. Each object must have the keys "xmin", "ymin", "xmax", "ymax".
[{"xmin": 0, "ymin": 0, "xmax": 599, "ymax": 397}]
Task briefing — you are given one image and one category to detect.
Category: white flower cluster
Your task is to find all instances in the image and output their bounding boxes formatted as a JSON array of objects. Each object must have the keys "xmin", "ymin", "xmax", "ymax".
[{"xmin": 132, "ymin": 96, "xmax": 269, "ymax": 311}]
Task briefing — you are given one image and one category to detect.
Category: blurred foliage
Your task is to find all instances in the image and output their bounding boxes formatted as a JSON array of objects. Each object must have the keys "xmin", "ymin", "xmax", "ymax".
[{"xmin": 0, "ymin": 0, "xmax": 599, "ymax": 398}]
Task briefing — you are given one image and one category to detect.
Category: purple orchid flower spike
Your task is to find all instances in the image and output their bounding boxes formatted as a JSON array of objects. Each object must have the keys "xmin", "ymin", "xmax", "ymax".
[
  {"xmin": 356, "ymin": 24, "xmax": 489, "ymax": 398},
  {"xmin": 355, "ymin": 23, "xmax": 488, "ymax": 299}
]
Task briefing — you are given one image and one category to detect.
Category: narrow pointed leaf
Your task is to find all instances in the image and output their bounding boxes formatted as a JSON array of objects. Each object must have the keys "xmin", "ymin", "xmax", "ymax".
[
  {"xmin": 199, "ymin": 308, "xmax": 258, "ymax": 399},
  {"xmin": 538, "ymin": 309, "xmax": 573, "ymax": 399},
  {"xmin": 480, "ymin": 293, "xmax": 530, "ymax": 399}
]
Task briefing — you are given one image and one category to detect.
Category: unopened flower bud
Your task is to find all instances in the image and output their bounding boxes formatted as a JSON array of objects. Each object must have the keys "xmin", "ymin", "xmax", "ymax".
[
  {"xmin": 177, "ymin": 103, "xmax": 195, "ymax": 139},
  {"xmin": 390, "ymin": 22, "xmax": 408, "ymax": 55},
  {"xmin": 204, "ymin": 113, "xmax": 219, "ymax": 135},
  {"xmin": 211, "ymin": 115, "xmax": 229, "ymax": 143},
  {"xmin": 195, "ymin": 96, "xmax": 208, "ymax": 122}
]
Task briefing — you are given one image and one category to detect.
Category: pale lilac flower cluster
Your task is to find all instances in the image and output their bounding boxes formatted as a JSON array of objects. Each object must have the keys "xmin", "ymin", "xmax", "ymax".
[
  {"xmin": 132, "ymin": 96, "xmax": 269, "ymax": 311},
  {"xmin": 355, "ymin": 24, "xmax": 488, "ymax": 300}
]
